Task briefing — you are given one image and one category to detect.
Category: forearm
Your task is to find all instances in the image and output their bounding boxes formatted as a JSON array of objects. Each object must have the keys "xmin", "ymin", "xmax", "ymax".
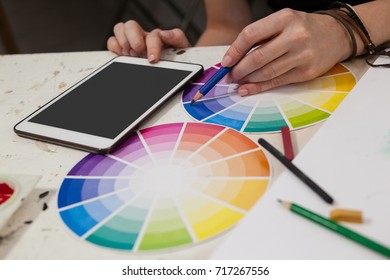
[
  {"xmin": 195, "ymin": 0, "xmax": 252, "ymax": 46},
  {"xmin": 196, "ymin": 28, "xmax": 242, "ymax": 46}
]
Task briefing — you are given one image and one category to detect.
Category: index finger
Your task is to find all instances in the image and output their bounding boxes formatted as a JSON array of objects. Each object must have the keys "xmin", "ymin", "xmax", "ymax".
[
  {"xmin": 145, "ymin": 29, "xmax": 164, "ymax": 63},
  {"xmin": 221, "ymin": 13, "xmax": 285, "ymax": 67}
]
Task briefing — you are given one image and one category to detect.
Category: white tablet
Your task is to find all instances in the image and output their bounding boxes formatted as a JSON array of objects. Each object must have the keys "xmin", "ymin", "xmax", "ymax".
[{"xmin": 14, "ymin": 56, "xmax": 203, "ymax": 153}]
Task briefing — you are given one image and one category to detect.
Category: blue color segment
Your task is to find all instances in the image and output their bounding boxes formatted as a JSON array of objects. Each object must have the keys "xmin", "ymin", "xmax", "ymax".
[
  {"xmin": 60, "ymin": 204, "xmax": 99, "ymax": 236},
  {"xmin": 58, "ymin": 178, "xmax": 121, "ymax": 208},
  {"xmin": 205, "ymin": 114, "xmax": 244, "ymax": 131},
  {"xmin": 183, "ymin": 102, "xmax": 215, "ymax": 120},
  {"xmin": 58, "ymin": 178, "xmax": 84, "ymax": 208},
  {"xmin": 183, "ymin": 97, "xmax": 235, "ymax": 120},
  {"xmin": 59, "ymin": 193, "xmax": 126, "ymax": 236}
]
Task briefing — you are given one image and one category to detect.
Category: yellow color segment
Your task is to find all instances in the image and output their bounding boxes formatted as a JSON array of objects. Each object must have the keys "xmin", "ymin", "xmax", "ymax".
[
  {"xmin": 180, "ymin": 195, "xmax": 244, "ymax": 240},
  {"xmin": 317, "ymin": 93, "xmax": 348, "ymax": 112},
  {"xmin": 332, "ymin": 74, "xmax": 356, "ymax": 91},
  {"xmin": 191, "ymin": 206, "xmax": 244, "ymax": 240},
  {"xmin": 307, "ymin": 73, "xmax": 356, "ymax": 92},
  {"xmin": 292, "ymin": 92, "xmax": 348, "ymax": 112}
]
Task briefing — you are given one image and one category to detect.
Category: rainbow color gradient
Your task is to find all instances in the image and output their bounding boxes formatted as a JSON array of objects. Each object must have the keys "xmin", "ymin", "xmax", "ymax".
[
  {"xmin": 57, "ymin": 122, "xmax": 271, "ymax": 252},
  {"xmin": 182, "ymin": 63, "xmax": 357, "ymax": 133}
]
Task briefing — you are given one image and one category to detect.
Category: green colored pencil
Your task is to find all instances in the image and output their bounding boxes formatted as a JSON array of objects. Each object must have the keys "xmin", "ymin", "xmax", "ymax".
[{"xmin": 278, "ymin": 200, "xmax": 390, "ymax": 258}]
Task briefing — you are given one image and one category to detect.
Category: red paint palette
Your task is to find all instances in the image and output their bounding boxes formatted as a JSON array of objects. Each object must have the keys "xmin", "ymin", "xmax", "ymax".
[
  {"xmin": 0, "ymin": 182, "xmax": 15, "ymax": 206},
  {"xmin": 0, "ymin": 175, "xmax": 41, "ymax": 230}
]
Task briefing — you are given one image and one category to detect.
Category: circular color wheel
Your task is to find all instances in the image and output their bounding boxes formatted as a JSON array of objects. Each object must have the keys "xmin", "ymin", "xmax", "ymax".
[
  {"xmin": 57, "ymin": 122, "xmax": 271, "ymax": 252},
  {"xmin": 182, "ymin": 63, "xmax": 357, "ymax": 133}
]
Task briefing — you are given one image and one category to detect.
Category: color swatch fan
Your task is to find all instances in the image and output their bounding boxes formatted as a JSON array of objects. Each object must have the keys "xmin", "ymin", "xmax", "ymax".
[
  {"xmin": 182, "ymin": 63, "xmax": 356, "ymax": 133},
  {"xmin": 57, "ymin": 122, "xmax": 271, "ymax": 252}
]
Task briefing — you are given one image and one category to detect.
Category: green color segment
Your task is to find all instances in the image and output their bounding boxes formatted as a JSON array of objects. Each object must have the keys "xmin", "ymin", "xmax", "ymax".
[
  {"xmin": 139, "ymin": 227, "xmax": 192, "ymax": 250},
  {"xmin": 86, "ymin": 205, "xmax": 148, "ymax": 250},
  {"xmin": 279, "ymin": 99, "xmax": 330, "ymax": 128},
  {"xmin": 86, "ymin": 223, "xmax": 139, "ymax": 250},
  {"xmin": 244, "ymin": 106, "xmax": 288, "ymax": 132},
  {"xmin": 139, "ymin": 198, "xmax": 192, "ymax": 250}
]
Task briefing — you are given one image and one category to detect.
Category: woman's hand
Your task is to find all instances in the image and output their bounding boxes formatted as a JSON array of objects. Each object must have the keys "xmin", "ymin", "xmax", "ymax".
[
  {"xmin": 221, "ymin": 8, "xmax": 356, "ymax": 96},
  {"xmin": 107, "ymin": 20, "xmax": 191, "ymax": 63}
]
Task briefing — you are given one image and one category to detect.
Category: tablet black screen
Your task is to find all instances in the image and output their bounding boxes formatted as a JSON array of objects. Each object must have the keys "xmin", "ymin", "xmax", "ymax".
[{"xmin": 29, "ymin": 62, "xmax": 191, "ymax": 139}]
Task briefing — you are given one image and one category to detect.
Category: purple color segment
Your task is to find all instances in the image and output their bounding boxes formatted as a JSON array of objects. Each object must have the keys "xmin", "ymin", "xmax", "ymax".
[
  {"xmin": 182, "ymin": 84, "xmax": 201, "ymax": 102},
  {"xmin": 182, "ymin": 83, "xmax": 232, "ymax": 103},
  {"xmin": 196, "ymin": 66, "xmax": 218, "ymax": 83},
  {"xmin": 68, "ymin": 154, "xmax": 134, "ymax": 176},
  {"xmin": 68, "ymin": 154, "xmax": 103, "ymax": 175},
  {"xmin": 183, "ymin": 81, "xmax": 234, "ymax": 104},
  {"xmin": 105, "ymin": 160, "xmax": 134, "ymax": 176},
  {"xmin": 182, "ymin": 66, "xmax": 219, "ymax": 102},
  {"xmin": 182, "ymin": 63, "xmax": 232, "ymax": 103},
  {"xmin": 213, "ymin": 85, "xmax": 234, "ymax": 97}
]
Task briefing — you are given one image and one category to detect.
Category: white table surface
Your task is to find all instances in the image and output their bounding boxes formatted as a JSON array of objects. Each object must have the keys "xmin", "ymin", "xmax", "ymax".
[{"xmin": 0, "ymin": 46, "xmax": 368, "ymax": 259}]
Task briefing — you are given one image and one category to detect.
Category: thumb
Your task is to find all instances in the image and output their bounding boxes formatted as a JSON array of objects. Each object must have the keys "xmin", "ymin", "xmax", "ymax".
[{"xmin": 160, "ymin": 29, "xmax": 191, "ymax": 48}]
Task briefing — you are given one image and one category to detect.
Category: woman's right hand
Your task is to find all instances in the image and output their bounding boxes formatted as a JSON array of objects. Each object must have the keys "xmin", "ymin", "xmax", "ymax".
[{"xmin": 107, "ymin": 20, "xmax": 191, "ymax": 63}]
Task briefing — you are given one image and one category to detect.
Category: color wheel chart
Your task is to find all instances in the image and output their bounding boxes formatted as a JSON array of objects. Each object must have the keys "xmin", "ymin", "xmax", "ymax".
[
  {"xmin": 57, "ymin": 122, "xmax": 271, "ymax": 253},
  {"xmin": 182, "ymin": 63, "xmax": 357, "ymax": 133}
]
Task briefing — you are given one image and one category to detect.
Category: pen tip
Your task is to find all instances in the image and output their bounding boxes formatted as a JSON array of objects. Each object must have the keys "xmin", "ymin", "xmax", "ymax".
[{"xmin": 190, "ymin": 99, "xmax": 195, "ymax": 105}]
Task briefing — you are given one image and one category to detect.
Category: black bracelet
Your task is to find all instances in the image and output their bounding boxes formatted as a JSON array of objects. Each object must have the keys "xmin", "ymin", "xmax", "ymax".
[
  {"xmin": 329, "ymin": 1, "xmax": 376, "ymax": 54},
  {"xmin": 328, "ymin": 1, "xmax": 390, "ymax": 67}
]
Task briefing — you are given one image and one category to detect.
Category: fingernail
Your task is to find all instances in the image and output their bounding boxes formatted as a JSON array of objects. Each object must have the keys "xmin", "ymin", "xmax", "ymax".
[
  {"xmin": 238, "ymin": 88, "xmax": 249, "ymax": 96},
  {"xmin": 221, "ymin": 55, "xmax": 233, "ymax": 67},
  {"xmin": 148, "ymin": 54, "xmax": 156, "ymax": 63}
]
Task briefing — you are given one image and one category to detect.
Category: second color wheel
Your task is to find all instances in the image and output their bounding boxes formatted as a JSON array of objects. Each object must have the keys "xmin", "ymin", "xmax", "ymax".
[{"xmin": 182, "ymin": 63, "xmax": 357, "ymax": 133}]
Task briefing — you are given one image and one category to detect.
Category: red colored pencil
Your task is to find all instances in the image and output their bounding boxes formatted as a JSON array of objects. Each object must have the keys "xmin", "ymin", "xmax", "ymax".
[{"xmin": 281, "ymin": 126, "xmax": 294, "ymax": 161}]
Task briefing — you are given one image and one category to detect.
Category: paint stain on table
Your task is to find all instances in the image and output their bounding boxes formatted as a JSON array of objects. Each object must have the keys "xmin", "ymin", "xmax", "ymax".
[{"xmin": 0, "ymin": 182, "xmax": 14, "ymax": 206}]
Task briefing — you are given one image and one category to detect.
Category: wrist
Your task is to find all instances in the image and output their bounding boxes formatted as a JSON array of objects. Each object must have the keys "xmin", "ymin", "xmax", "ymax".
[{"xmin": 318, "ymin": 12, "xmax": 355, "ymax": 61}]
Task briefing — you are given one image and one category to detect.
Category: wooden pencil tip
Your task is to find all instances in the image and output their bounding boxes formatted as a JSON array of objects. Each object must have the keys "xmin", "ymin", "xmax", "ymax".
[{"xmin": 277, "ymin": 199, "xmax": 291, "ymax": 208}]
